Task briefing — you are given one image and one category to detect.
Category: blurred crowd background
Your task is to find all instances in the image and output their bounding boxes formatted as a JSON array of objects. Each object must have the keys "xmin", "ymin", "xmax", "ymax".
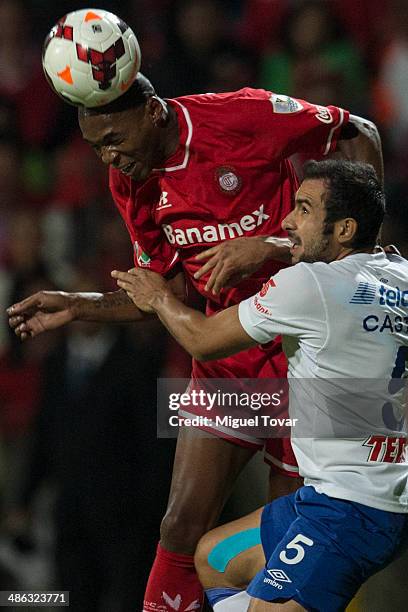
[{"xmin": 0, "ymin": 0, "xmax": 408, "ymax": 610}]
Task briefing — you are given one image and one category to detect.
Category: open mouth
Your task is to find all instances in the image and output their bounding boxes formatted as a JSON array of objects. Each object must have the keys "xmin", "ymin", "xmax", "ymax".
[
  {"xmin": 288, "ymin": 238, "xmax": 301, "ymax": 253},
  {"xmin": 120, "ymin": 162, "xmax": 136, "ymax": 176}
]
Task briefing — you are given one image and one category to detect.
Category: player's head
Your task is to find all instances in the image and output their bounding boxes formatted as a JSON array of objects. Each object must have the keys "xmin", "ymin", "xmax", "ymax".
[
  {"xmin": 78, "ymin": 73, "xmax": 173, "ymax": 182},
  {"xmin": 282, "ymin": 159, "xmax": 385, "ymax": 264}
]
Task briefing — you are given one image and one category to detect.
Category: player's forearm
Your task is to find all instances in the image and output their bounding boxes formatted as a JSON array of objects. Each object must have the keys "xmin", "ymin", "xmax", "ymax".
[
  {"xmin": 148, "ymin": 292, "xmax": 253, "ymax": 361},
  {"xmin": 71, "ymin": 289, "xmax": 145, "ymax": 322},
  {"xmin": 336, "ymin": 115, "xmax": 384, "ymax": 184},
  {"xmin": 149, "ymin": 291, "xmax": 209, "ymax": 359}
]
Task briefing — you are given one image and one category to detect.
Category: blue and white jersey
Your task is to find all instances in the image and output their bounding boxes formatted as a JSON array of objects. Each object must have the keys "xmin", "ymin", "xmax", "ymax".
[{"xmin": 239, "ymin": 251, "xmax": 408, "ymax": 512}]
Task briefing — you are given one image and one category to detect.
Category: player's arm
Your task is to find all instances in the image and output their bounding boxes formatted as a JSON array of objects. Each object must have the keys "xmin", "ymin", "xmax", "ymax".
[
  {"xmin": 7, "ymin": 271, "xmax": 186, "ymax": 341},
  {"xmin": 112, "ymin": 268, "xmax": 256, "ymax": 361},
  {"xmin": 335, "ymin": 114, "xmax": 384, "ymax": 184}
]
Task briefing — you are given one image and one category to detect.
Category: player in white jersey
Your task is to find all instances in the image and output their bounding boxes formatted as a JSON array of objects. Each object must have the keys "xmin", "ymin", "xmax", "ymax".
[{"xmin": 112, "ymin": 160, "xmax": 408, "ymax": 610}]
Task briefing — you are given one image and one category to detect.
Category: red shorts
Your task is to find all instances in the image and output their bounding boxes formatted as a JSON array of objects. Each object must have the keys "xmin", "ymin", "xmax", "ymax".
[{"xmin": 181, "ymin": 339, "xmax": 299, "ymax": 478}]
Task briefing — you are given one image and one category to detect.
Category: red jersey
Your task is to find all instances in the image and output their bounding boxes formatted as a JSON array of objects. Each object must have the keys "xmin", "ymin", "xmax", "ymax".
[
  {"xmin": 109, "ymin": 89, "xmax": 348, "ymax": 460},
  {"xmin": 110, "ymin": 88, "xmax": 347, "ymax": 373},
  {"xmin": 110, "ymin": 88, "xmax": 348, "ymax": 310}
]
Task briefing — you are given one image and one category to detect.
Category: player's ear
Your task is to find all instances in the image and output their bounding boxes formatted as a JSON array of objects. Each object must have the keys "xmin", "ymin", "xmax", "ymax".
[
  {"xmin": 336, "ymin": 218, "xmax": 358, "ymax": 244},
  {"xmin": 148, "ymin": 96, "xmax": 168, "ymax": 127}
]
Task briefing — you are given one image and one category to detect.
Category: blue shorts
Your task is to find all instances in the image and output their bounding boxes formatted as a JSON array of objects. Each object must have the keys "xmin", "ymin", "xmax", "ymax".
[{"xmin": 247, "ymin": 486, "xmax": 408, "ymax": 611}]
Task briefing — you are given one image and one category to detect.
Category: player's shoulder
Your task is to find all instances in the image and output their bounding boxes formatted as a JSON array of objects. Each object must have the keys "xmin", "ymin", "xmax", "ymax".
[
  {"xmin": 273, "ymin": 262, "xmax": 320, "ymax": 295},
  {"xmin": 379, "ymin": 253, "xmax": 408, "ymax": 289},
  {"xmin": 385, "ymin": 253, "xmax": 408, "ymax": 272},
  {"xmin": 301, "ymin": 253, "xmax": 408, "ymax": 294}
]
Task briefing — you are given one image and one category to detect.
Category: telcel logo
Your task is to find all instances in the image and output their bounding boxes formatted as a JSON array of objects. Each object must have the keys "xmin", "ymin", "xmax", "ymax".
[{"xmin": 379, "ymin": 285, "xmax": 408, "ymax": 307}]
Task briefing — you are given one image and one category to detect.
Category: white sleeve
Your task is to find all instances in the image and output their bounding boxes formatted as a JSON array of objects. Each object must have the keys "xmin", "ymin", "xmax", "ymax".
[{"xmin": 238, "ymin": 264, "xmax": 325, "ymax": 344}]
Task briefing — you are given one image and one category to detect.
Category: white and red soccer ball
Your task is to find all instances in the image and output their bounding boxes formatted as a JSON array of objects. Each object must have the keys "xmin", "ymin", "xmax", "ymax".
[{"xmin": 42, "ymin": 8, "xmax": 141, "ymax": 107}]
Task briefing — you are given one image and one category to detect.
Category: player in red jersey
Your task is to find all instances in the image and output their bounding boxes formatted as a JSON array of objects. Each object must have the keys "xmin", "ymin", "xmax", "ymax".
[{"xmin": 8, "ymin": 74, "xmax": 382, "ymax": 611}]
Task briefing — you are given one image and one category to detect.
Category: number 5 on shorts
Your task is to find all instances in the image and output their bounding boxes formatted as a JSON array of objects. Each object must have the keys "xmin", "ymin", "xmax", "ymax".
[{"xmin": 279, "ymin": 534, "xmax": 314, "ymax": 565}]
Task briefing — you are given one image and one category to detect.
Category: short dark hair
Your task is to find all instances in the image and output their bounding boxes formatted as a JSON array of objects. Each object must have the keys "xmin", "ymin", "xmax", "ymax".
[
  {"xmin": 79, "ymin": 72, "xmax": 156, "ymax": 117},
  {"xmin": 303, "ymin": 159, "xmax": 385, "ymax": 248}
]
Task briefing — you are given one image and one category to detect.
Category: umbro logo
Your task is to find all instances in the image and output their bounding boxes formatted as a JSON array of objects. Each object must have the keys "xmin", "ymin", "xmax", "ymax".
[{"xmin": 267, "ymin": 569, "xmax": 292, "ymax": 583}]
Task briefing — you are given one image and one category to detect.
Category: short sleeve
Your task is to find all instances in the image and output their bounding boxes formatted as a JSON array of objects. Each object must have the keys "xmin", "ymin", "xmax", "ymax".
[
  {"xmin": 252, "ymin": 92, "xmax": 349, "ymax": 161},
  {"xmin": 238, "ymin": 264, "xmax": 325, "ymax": 344},
  {"xmin": 109, "ymin": 167, "xmax": 180, "ymax": 276}
]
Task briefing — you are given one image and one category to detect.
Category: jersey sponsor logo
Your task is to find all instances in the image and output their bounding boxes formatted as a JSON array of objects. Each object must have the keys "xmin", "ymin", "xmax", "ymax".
[
  {"xmin": 215, "ymin": 166, "xmax": 242, "ymax": 195},
  {"xmin": 134, "ymin": 241, "xmax": 151, "ymax": 266},
  {"xmin": 259, "ymin": 278, "xmax": 276, "ymax": 297},
  {"xmin": 363, "ymin": 314, "xmax": 408, "ymax": 333},
  {"xmin": 270, "ymin": 93, "xmax": 303, "ymax": 114},
  {"xmin": 254, "ymin": 294, "xmax": 272, "ymax": 315},
  {"xmin": 380, "ymin": 285, "xmax": 408, "ymax": 307},
  {"xmin": 314, "ymin": 105, "xmax": 333, "ymax": 124},
  {"xmin": 349, "ymin": 282, "xmax": 408, "ymax": 332},
  {"xmin": 350, "ymin": 282, "xmax": 408, "ymax": 306},
  {"xmin": 363, "ymin": 435, "xmax": 407, "ymax": 463},
  {"xmin": 267, "ymin": 569, "xmax": 292, "ymax": 583},
  {"xmin": 350, "ymin": 281, "xmax": 377, "ymax": 304},
  {"xmin": 162, "ymin": 205, "xmax": 270, "ymax": 246}
]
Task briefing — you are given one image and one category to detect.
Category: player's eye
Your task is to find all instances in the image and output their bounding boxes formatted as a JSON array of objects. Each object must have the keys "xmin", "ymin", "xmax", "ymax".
[{"xmin": 108, "ymin": 138, "xmax": 123, "ymax": 147}]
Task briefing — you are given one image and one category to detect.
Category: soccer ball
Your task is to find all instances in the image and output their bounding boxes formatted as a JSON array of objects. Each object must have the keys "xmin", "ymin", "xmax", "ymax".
[{"xmin": 42, "ymin": 9, "xmax": 141, "ymax": 107}]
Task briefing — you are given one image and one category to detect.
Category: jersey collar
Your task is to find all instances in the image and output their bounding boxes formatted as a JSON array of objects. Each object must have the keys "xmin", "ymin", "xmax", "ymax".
[{"xmin": 154, "ymin": 99, "xmax": 193, "ymax": 173}]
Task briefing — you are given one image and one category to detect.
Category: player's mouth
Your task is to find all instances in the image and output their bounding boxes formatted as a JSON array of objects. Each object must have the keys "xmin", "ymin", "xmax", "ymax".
[
  {"xmin": 120, "ymin": 161, "xmax": 137, "ymax": 176},
  {"xmin": 288, "ymin": 236, "xmax": 301, "ymax": 254}
]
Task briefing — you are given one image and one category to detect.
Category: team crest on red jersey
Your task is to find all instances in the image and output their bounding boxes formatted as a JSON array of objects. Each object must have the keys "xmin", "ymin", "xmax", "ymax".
[{"xmin": 215, "ymin": 166, "xmax": 242, "ymax": 196}]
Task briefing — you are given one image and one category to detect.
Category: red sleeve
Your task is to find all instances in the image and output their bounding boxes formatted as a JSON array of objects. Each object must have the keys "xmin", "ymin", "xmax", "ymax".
[
  {"xmin": 109, "ymin": 168, "xmax": 180, "ymax": 276},
  {"xmin": 254, "ymin": 92, "xmax": 349, "ymax": 161}
]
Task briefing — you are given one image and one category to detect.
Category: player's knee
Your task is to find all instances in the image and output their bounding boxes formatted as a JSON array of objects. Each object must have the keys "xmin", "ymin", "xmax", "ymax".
[
  {"xmin": 194, "ymin": 530, "xmax": 230, "ymax": 589},
  {"xmin": 160, "ymin": 509, "xmax": 211, "ymax": 554}
]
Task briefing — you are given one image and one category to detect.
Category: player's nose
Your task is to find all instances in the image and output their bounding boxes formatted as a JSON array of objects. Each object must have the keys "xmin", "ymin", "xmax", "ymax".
[{"xmin": 282, "ymin": 211, "xmax": 296, "ymax": 231}]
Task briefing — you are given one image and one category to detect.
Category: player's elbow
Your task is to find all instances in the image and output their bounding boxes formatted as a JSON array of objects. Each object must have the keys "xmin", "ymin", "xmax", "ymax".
[
  {"xmin": 348, "ymin": 115, "xmax": 381, "ymax": 152},
  {"xmin": 338, "ymin": 114, "xmax": 383, "ymax": 183}
]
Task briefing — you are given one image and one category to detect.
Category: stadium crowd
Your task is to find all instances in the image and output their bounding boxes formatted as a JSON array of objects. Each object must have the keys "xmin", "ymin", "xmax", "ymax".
[{"xmin": 0, "ymin": 0, "xmax": 408, "ymax": 610}]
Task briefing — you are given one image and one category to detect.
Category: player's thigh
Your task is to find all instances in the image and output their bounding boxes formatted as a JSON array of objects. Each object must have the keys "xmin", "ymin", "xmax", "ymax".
[
  {"xmin": 166, "ymin": 426, "xmax": 256, "ymax": 519},
  {"xmin": 268, "ymin": 469, "xmax": 303, "ymax": 501},
  {"xmin": 196, "ymin": 492, "xmax": 299, "ymax": 589},
  {"xmin": 195, "ymin": 507, "xmax": 265, "ymax": 589},
  {"xmin": 265, "ymin": 439, "xmax": 303, "ymax": 501}
]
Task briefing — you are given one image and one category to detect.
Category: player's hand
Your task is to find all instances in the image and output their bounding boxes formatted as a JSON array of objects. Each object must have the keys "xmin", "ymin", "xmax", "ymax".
[
  {"xmin": 7, "ymin": 291, "xmax": 77, "ymax": 341},
  {"xmin": 378, "ymin": 244, "xmax": 401, "ymax": 255},
  {"xmin": 194, "ymin": 236, "xmax": 282, "ymax": 295},
  {"xmin": 111, "ymin": 268, "xmax": 172, "ymax": 313}
]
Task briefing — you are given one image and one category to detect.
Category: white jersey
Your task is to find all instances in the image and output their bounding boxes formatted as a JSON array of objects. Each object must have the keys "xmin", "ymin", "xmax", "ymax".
[{"xmin": 239, "ymin": 251, "xmax": 408, "ymax": 512}]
